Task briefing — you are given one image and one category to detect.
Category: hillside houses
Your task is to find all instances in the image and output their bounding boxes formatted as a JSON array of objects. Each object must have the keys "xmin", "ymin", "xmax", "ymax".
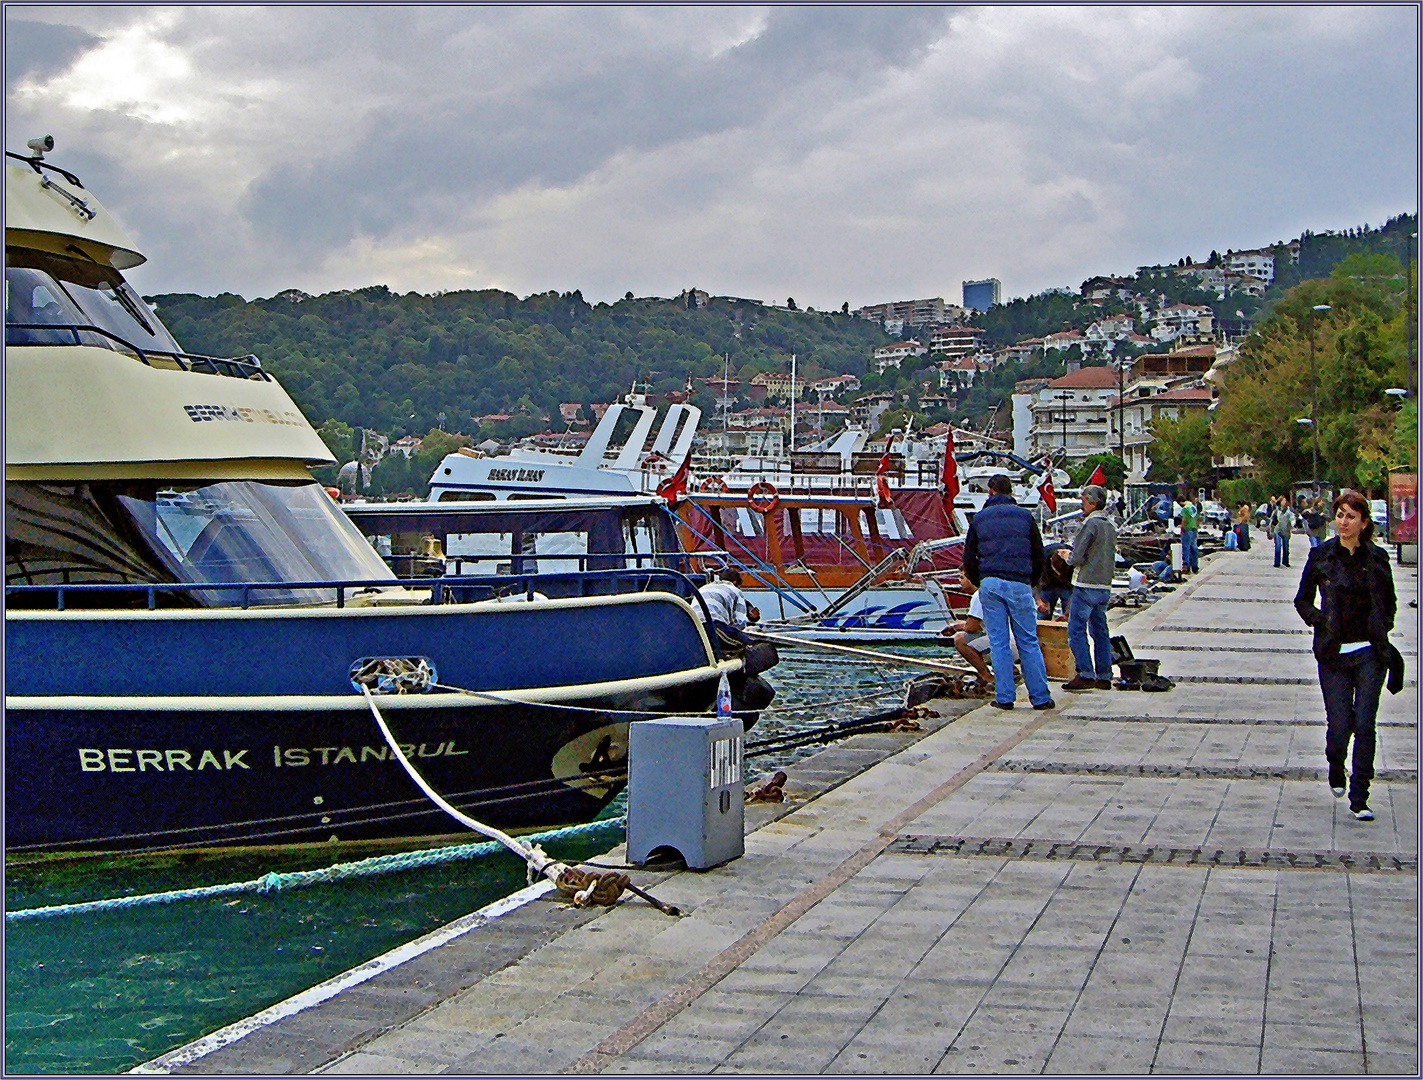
[{"xmin": 875, "ymin": 339, "xmax": 928, "ymax": 372}]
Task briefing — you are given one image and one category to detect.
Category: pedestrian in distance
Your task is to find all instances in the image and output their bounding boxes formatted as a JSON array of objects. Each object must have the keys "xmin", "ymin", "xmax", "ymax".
[
  {"xmin": 1234, "ymin": 502, "xmax": 1252, "ymax": 551},
  {"xmin": 961, "ymin": 474, "xmax": 1055, "ymax": 711},
  {"xmin": 1062, "ymin": 484, "xmax": 1118, "ymax": 692},
  {"xmin": 1293, "ymin": 490, "xmax": 1403, "ymax": 822},
  {"xmin": 1178, "ymin": 493, "xmax": 1200, "ymax": 575},
  {"xmin": 1271, "ymin": 494, "xmax": 1295, "ymax": 568},
  {"xmin": 1304, "ymin": 496, "xmax": 1329, "ymax": 548}
]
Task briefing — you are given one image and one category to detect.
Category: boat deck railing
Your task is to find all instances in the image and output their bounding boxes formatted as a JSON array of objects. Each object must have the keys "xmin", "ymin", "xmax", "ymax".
[
  {"xmin": 5, "ymin": 323, "xmax": 269, "ymax": 381},
  {"xmin": 5, "ymin": 567, "xmax": 712, "ymax": 619}
]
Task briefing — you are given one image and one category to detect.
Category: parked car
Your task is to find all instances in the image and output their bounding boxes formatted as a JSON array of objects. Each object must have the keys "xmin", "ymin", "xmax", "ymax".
[
  {"xmin": 1371, "ymin": 499, "xmax": 1388, "ymax": 533},
  {"xmin": 1201, "ymin": 500, "xmax": 1231, "ymax": 528}
]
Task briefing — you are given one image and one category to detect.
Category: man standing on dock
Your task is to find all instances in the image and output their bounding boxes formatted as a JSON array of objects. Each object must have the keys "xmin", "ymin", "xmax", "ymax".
[
  {"xmin": 1063, "ymin": 484, "xmax": 1118, "ymax": 691},
  {"xmin": 962, "ymin": 474, "xmax": 1055, "ymax": 711}
]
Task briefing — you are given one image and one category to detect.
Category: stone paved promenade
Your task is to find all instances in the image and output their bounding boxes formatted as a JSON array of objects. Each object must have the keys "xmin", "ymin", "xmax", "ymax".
[{"xmin": 164, "ymin": 538, "xmax": 1419, "ymax": 1075}]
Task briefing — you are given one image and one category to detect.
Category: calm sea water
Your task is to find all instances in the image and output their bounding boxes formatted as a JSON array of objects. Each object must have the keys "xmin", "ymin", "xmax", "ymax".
[{"xmin": 3, "ymin": 647, "xmax": 936, "ymax": 1074}]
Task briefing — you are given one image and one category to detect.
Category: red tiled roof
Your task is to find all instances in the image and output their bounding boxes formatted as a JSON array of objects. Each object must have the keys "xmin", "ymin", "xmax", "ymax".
[{"xmin": 1047, "ymin": 366, "xmax": 1120, "ymax": 388}]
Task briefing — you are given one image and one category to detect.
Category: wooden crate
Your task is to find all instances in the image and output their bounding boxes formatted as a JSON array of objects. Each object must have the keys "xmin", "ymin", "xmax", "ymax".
[{"xmin": 1036, "ymin": 620, "xmax": 1076, "ymax": 681}]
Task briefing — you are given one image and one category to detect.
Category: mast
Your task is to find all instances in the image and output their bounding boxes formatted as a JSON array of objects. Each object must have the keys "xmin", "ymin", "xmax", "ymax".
[{"xmin": 789, "ymin": 353, "xmax": 796, "ymax": 458}]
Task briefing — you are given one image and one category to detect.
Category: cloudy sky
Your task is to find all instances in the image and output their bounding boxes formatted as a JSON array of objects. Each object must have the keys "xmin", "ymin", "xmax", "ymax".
[{"xmin": 5, "ymin": 6, "xmax": 1417, "ymax": 307}]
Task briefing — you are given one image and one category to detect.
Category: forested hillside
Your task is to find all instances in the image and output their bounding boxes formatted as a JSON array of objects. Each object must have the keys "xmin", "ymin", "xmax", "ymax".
[
  {"xmin": 151, "ymin": 288, "xmax": 891, "ymax": 441},
  {"xmin": 150, "ymin": 212, "xmax": 1416, "ymax": 448}
]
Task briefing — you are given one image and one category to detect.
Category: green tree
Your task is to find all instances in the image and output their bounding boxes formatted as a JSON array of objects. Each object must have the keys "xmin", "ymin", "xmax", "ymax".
[
  {"xmin": 1211, "ymin": 275, "xmax": 1412, "ymax": 493},
  {"xmin": 1146, "ymin": 412, "xmax": 1215, "ymax": 490}
]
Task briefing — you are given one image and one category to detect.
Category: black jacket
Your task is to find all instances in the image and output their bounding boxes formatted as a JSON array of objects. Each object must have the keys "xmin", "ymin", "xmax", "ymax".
[
  {"xmin": 1294, "ymin": 538, "xmax": 1397, "ymax": 664},
  {"xmin": 963, "ymin": 494, "xmax": 1045, "ymax": 587}
]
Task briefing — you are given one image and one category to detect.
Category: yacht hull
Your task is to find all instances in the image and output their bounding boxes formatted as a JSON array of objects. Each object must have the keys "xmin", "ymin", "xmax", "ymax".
[{"xmin": 5, "ymin": 593, "xmax": 728, "ymax": 855}]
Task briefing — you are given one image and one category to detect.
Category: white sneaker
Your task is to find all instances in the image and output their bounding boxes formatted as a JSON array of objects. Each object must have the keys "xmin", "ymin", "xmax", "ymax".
[
  {"xmin": 1331, "ymin": 787, "xmax": 1345, "ymax": 799},
  {"xmin": 1353, "ymin": 807, "xmax": 1374, "ymax": 821}
]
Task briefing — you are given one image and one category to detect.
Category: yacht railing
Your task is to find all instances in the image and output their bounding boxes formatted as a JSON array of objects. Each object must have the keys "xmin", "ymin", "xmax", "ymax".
[
  {"xmin": 5, "ymin": 567, "xmax": 710, "ymax": 616},
  {"xmin": 5, "ymin": 323, "xmax": 269, "ymax": 381}
]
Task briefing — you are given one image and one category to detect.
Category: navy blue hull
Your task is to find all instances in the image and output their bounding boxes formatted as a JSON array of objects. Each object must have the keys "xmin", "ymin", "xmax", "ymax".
[
  {"xmin": 6, "ymin": 680, "xmax": 717, "ymax": 855},
  {"xmin": 5, "ymin": 591, "xmax": 726, "ymax": 855}
]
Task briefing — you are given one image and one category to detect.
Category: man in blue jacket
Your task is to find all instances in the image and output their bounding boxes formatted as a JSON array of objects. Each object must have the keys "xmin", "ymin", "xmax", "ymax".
[{"xmin": 961, "ymin": 474, "xmax": 1056, "ymax": 711}]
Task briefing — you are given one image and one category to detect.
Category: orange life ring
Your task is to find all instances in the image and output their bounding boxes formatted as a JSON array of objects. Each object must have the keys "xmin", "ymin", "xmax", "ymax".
[
  {"xmin": 698, "ymin": 476, "xmax": 730, "ymax": 494},
  {"xmin": 747, "ymin": 481, "xmax": 780, "ymax": 515}
]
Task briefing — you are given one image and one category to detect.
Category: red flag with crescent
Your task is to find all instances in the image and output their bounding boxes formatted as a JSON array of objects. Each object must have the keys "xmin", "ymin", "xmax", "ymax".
[
  {"xmin": 1037, "ymin": 473, "xmax": 1057, "ymax": 513},
  {"xmin": 1087, "ymin": 463, "xmax": 1106, "ymax": 487},
  {"xmin": 656, "ymin": 450, "xmax": 692, "ymax": 504}
]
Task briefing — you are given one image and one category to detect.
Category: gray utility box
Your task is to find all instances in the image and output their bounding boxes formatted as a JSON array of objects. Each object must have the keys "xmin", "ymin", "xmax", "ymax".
[{"xmin": 627, "ymin": 715, "xmax": 744, "ymax": 870}]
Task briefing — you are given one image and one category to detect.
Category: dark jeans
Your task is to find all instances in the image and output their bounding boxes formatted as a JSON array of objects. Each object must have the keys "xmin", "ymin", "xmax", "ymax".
[
  {"xmin": 1274, "ymin": 531, "xmax": 1291, "ymax": 567},
  {"xmin": 1040, "ymin": 585, "xmax": 1072, "ymax": 618},
  {"xmin": 1318, "ymin": 647, "xmax": 1387, "ymax": 809}
]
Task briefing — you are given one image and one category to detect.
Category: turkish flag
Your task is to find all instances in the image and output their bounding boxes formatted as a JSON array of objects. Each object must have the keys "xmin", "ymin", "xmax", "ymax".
[
  {"xmin": 1038, "ymin": 474, "xmax": 1057, "ymax": 513},
  {"xmin": 941, "ymin": 427, "xmax": 959, "ymax": 511},
  {"xmin": 1087, "ymin": 464, "xmax": 1107, "ymax": 487},
  {"xmin": 875, "ymin": 452, "xmax": 894, "ymax": 509},
  {"xmin": 656, "ymin": 450, "xmax": 692, "ymax": 503}
]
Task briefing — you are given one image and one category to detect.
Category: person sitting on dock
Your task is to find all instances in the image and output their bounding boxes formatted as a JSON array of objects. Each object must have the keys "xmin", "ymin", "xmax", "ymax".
[
  {"xmin": 1036, "ymin": 544, "xmax": 1073, "ymax": 619},
  {"xmin": 698, "ymin": 567, "xmax": 760, "ymax": 629},
  {"xmin": 942, "ymin": 582, "xmax": 1018, "ymax": 693}
]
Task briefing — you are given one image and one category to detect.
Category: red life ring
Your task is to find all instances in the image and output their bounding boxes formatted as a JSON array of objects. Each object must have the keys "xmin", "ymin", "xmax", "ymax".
[
  {"xmin": 323, "ymin": 486, "xmax": 342, "ymax": 502},
  {"xmin": 747, "ymin": 481, "xmax": 780, "ymax": 515},
  {"xmin": 698, "ymin": 476, "xmax": 730, "ymax": 494}
]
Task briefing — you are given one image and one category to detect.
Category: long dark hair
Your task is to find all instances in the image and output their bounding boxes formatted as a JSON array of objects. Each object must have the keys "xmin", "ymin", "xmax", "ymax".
[{"xmin": 1332, "ymin": 489, "xmax": 1374, "ymax": 544}]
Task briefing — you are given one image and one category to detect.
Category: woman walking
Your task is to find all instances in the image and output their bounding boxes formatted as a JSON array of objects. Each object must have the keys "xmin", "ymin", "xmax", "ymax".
[{"xmin": 1293, "ymin": 490, "xmax": 1399, "ymax": 821}]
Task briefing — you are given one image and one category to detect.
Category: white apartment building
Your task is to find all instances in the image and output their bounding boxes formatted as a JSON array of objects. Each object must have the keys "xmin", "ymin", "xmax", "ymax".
[
  {"xmin": 1151, "ymin": 303, "xmax": 1215, "ymax": 342},
  {"xmin": 928, "ymin": 323, "xmax": 987, "ymax": 357},
  {"xmin": 1225, "ymin": 249, "xmax": 1275, "ymax": 285},
  {"xmin": 937, "ymin": 354, "xmax": 986, "ymax": 390},
  {"xmin": 810, "ymin": 374, "xmax": 861, "ymax": 397},
  {"xmin": 875, "ymin": 339, "xmax": 928, "ymax": 373},
  {"xmin": 1026, "ymin": 366, "xmax": 1119, "ymax": 461},
  {"xmin": 1044, "ymin": 329, "xmax": 1086, "ymax": 352}
]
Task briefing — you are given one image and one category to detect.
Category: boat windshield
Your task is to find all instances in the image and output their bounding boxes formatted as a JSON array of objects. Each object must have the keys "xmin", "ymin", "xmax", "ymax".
[
  {"xmin": 4, "ymin": 246, "xmax": 182, "ymax": 354},
  {"xmin": 114, "ymin": 480, "xmax": 396, "ymax": 606}
]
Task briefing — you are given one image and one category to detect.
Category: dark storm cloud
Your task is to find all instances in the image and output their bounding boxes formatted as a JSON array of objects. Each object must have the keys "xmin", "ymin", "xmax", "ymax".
[
  {"xmin": 3, "ymin": 18, "xmax": 97, "ymax": 87},
  {"xmin": 238, "ymin": 6, "xmax": 954, "ymax": 253}
]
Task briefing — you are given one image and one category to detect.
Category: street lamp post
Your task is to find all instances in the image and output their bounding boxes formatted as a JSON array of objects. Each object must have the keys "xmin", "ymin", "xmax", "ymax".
[
  {"xmin": 1306, "ymin": 304, "xmax": 1331, "ymax": 489},
  {"xmin": 1296, "ymin": 418, "xmax": 1316, "ymax": 486},
  {"xmin": 1055, "ymin": 391, "xmax": 1072, "ymax": 457}
]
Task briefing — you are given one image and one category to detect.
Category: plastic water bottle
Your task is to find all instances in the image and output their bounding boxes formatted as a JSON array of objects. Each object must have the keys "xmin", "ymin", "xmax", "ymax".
[{"xmin": 716, "ymin": 672, "xmax": 733, "ymax": 719}]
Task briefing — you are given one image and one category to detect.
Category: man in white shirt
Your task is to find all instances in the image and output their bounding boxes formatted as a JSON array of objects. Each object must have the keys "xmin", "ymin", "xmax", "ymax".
[
  {"xmin": 942, "ymin": 584, "xmax": 1018, "ymax": 691},
  {"xmin": 698, "ymin": 568, "xmax": 759, "ymax": 629}
]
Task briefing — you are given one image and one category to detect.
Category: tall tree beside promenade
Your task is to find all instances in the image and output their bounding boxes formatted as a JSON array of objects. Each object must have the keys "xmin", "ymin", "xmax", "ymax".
[
  {"xmin": 1210, "ymin": 256, "xmax": 1417, "ymax": 494},
  {"xmin": 1145, "ymin": 413, "xmax": 1214, "ymax": 490}
]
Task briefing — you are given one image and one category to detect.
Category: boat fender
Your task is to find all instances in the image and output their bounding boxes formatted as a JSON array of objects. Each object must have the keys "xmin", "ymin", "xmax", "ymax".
[{"xmin": 747, "ymin": 481, "xmax": 780, "ymax": 515}]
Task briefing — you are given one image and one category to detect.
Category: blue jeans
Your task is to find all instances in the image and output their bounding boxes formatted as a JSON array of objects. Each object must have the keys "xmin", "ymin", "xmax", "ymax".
[
  {"xmin": 1274, "ymin": 531, "xmax": 1290, "ymax": 567},
  {"xmin": 1180, "ymin": 529, "xmax": 1198, "ymax": 573},
  {"xmin": 1067, "ymin": 586, "xmax": 1113, "ymax": 681},
  {"xmin": 978, "ymin": 577, "xmax": 1053, "ymax": 707},
  {"xmin": 1040, "ymin": 585, "xmax": 1072, "ymax": 618},
  {"xmin": 1319, "ymin": 647, "xmax": 1386, "ymax": 809}
]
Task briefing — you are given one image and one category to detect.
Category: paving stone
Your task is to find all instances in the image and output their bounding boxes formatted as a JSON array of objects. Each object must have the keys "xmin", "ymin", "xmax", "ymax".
[
  {"xmin": 1151, "ymin": 1039, "xmax": 1259, "ymax": 1073},
  {"xmin": 1259, "ymin": 1046, "xmax": 1367, "ymax": 1073},
  {"xmin": 1044, "ymin": 1033, "xmax": 1158, "ymax": 1074}
]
